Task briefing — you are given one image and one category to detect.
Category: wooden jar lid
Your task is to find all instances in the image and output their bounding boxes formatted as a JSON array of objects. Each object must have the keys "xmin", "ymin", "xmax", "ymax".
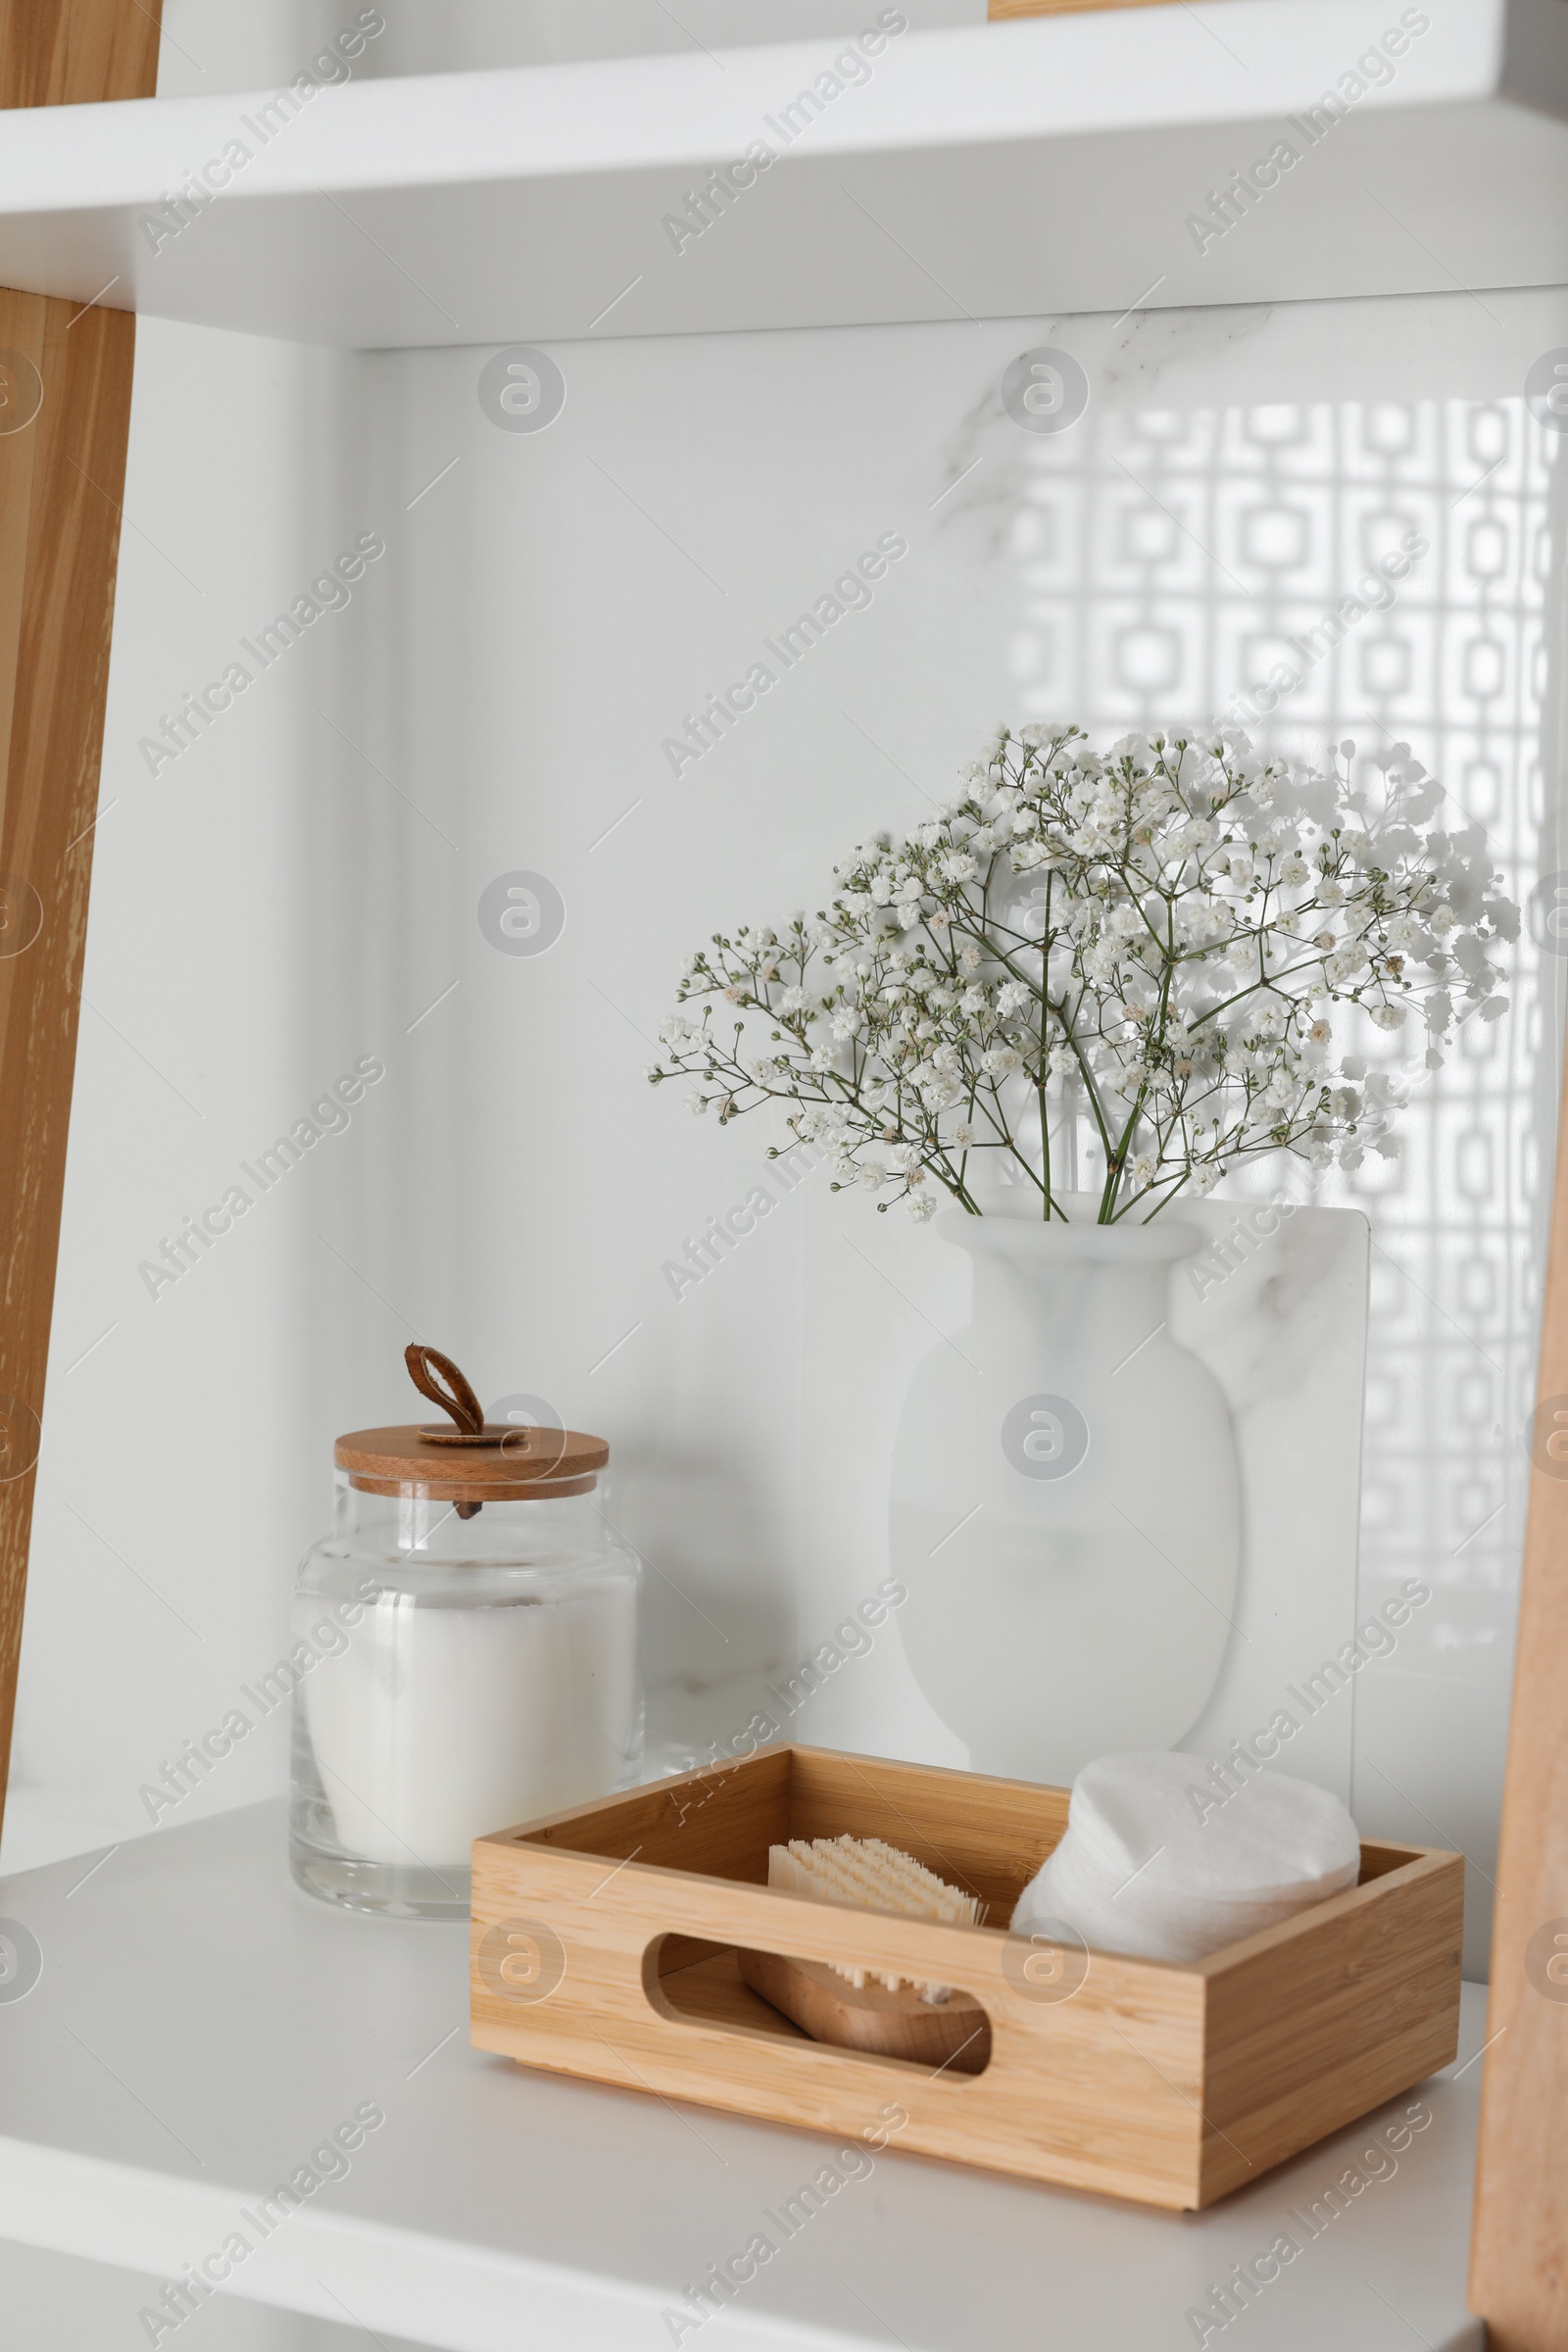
[{"xmin": 335, "ymin": 1423, "xmax": 609, "ymax": 1501}]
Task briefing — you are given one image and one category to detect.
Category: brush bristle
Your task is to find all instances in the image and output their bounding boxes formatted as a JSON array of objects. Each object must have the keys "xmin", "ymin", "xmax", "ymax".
[{"xmin": 765, "ymin": 1835, "xmax": 981, "ymax": 2000}]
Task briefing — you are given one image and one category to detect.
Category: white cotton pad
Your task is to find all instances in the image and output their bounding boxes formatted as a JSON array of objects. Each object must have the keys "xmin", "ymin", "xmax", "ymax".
[{"xmin": 1011, "ymin": 1750, "xmax": 1361, "ymax": 1963}]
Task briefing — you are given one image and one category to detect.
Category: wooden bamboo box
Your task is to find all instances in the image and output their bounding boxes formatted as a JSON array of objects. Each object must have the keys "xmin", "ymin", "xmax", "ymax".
[{"xmin": 469, "ymin": 1743, "xmax": 1463, "ymax": 2209}]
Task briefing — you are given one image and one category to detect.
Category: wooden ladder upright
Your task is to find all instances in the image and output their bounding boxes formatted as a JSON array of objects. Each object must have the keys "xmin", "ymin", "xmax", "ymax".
[{"xmin": 0, "ymin": 0, "xmax": 162, "ymax": 1832}]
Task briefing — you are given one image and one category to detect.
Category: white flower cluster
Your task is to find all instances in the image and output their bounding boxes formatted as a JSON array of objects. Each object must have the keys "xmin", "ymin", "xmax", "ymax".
[{"xmin": 650, "ymin": 725, "xmax": 1517, "ymax": 1223}]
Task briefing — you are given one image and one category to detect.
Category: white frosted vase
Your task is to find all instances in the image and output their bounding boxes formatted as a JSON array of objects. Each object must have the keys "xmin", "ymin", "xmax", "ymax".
[{"xmin": 890, "ymin": 1192, "xmax": 1241, "ymax": 1784}]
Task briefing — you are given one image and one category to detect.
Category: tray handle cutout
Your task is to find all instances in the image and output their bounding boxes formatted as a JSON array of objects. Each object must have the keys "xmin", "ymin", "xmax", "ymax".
[{"xmin": 648, "ymin": 1933, "xmax": 993, "ymax": 2077}]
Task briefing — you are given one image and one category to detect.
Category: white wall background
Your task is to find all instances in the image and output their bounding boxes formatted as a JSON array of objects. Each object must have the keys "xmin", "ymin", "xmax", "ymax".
[{"xmin": 2, "ymin": 4, "xmax": 1564, "ymax": 1999}]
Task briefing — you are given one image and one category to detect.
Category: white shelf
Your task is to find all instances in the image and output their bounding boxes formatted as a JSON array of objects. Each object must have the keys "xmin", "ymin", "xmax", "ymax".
[
  {"xmin": 0, "ymin": 0, "xmax": 1564, "ymax": 348},
  {"xmin": 0, "ymin": 1801, "xmax": 1485, "ymax": 2351}
]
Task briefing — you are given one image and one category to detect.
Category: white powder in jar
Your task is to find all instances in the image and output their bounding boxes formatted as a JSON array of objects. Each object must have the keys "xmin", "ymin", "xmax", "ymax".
[{"xmin": 301, "ymin": 1579, "xmax": 639, "ymax": 1866}]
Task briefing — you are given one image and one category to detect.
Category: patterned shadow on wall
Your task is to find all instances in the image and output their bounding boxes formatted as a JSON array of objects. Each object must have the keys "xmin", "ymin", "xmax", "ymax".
[{"xmin": 1002, "ymin": 388, "xmax": 1566, "ymax": 1803}]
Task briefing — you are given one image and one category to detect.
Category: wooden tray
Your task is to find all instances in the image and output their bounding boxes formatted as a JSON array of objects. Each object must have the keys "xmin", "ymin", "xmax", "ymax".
[{"xmin": 469, "ymin": 1743, "xmax": 1463, "ymax": 2209}]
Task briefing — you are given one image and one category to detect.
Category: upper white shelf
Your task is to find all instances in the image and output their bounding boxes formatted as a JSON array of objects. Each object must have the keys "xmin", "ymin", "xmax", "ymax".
[
  {"xmin": 0, "ymin": 0, "xmax": 1564, "ymax": 348},
  {"xmin": 0, "ymin": 1802, "xmax": 1487, "ymax": 2352}
]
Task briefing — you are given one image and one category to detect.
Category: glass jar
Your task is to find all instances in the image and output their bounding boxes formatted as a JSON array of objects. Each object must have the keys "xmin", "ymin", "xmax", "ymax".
[{"xmin": 290, "ymin": 1419, "xmax": 643, "ymax": 1920}]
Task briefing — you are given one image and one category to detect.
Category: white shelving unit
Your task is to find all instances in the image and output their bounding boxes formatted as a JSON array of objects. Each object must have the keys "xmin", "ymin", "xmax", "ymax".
[
  {"xmin": 0, "ymin": 7, "xmax": 1539, "ymax": 2338},
  {"xmin": 0, "ymin": 1804, "xmax": 1487, "ymax": 2351},
  {"xmin": 0, "ymin": 0, "xmax": 1562, "ymax": 347}
]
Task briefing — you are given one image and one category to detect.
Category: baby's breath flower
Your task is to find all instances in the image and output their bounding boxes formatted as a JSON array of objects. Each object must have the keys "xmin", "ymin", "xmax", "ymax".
[{"xmin": 655, "ymin": 725, "xmax": 1514, "ymax": 1222}]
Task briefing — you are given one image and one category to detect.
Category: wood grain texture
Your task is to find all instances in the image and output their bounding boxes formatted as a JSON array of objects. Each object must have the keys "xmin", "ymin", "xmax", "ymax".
[
  {"xmin": 987, "ymin": 0, "xmax": 1193, "ymax": 18},
  {"xmin": 784, "ymin": 1744, "xmax": 1068, "ymax": 1920},
  {"xmin": 1471, "ymin": 1035, "xmax": 1568, "ymax": 2346},
  {"xmin": 0, "ymin": 0, "xmax": 161, "ymax": 1834},
  {"xmin": 0, "ymin": 0, "xmax": 159, "ymax": 107},
  {"xmin": 472, "ymin": 1746, "xmax": 1461, "ymax": 2208},
  {"xmin": 334, "ymin": 1422, "xmax": 609, "ymax": 1498},
  {"xmin": 662, "ymin": 1947, "xmax": 809, "ymax": 2040},
  {"xmin": 1198, "ymin": 1845, "xmax": 1462, "ymax": 2203}
]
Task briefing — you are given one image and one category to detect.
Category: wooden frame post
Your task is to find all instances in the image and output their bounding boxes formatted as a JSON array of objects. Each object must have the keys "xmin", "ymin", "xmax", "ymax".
[
  {"xmin": 1471, "ymin": 1028, "xmax": 1568, "ymax": 2344},
  {"xmin": 0, "ymin": 2, "xmax": 161, "ymax": 1836}
]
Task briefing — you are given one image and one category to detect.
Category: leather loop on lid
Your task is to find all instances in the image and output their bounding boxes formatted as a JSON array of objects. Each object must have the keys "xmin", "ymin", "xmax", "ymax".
[
  {"xmin": 370, "ymin": 1346, "xmax": 607, "ymax": 1512},
  {"xmin": 405, "ymin": 1343, "xmax": 485, "ymax": 1437}
]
